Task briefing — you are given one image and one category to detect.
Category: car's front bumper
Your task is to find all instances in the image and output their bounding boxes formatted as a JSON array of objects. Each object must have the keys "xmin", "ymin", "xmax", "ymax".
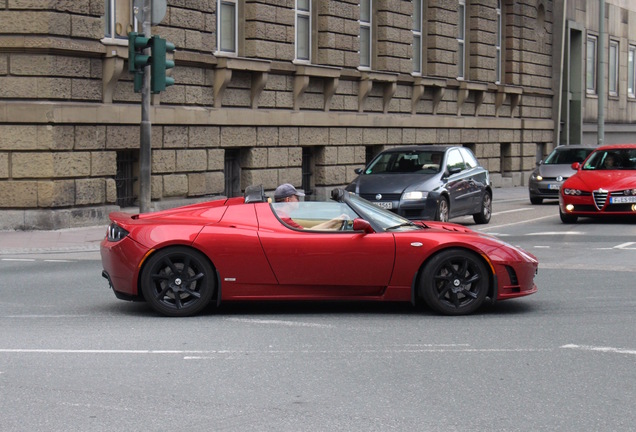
[{"xmin": 528, "ymin": 178, "xmax": 564, "ymax": 199}]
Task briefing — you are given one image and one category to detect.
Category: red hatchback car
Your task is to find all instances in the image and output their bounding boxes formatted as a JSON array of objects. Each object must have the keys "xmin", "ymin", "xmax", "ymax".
[
  {"xmin": 559, "ymin": 144, "xmax": 636, "ymax": 223},
  {"xmin": 101, "ymin": 186, "xmax": 538, "ymax": 317}
]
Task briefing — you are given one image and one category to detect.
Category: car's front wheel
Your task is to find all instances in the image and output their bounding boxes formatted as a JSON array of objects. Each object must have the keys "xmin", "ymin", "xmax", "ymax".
[
  {"xmin": 140, "ymin": 247, "xmax": 216, "ymax": 317},
  {"xmin": 559, "ymin": 208, "xmax": 578, "ymax": 224},
  {"xmin": 473, "ymin": 191, "xmax": 492, "ymax": 224},
  {"xmin": 419, "ymin": 249, "xmax": 489, "ymax": 315},
  {"xmin": 435, "ymin": 196, "xmax": 449, "ymax": 222},
  {"xmin": 530, "ymin": 196, "xmax": 543, "ymax": 205}
]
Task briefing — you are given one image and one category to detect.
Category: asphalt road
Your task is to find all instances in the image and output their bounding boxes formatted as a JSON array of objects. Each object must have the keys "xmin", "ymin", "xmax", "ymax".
[{"xmin": 1, "ymin": 194, "xmax": 635, "ymax": 431}]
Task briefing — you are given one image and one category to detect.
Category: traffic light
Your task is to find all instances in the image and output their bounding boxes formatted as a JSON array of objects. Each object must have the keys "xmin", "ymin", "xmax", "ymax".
[
  {"xmin": 150, "ymin": 36, "xmax": 175, "ymax": 93},
  {"xmin": 128, "ymin": 32, "xmax": 151, "ymax": 93}
]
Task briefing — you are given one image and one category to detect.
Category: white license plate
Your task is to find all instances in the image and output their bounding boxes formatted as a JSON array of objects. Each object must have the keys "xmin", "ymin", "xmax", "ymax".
[
  {"xmin": 373, "ymin": 201, "xmax": 393, "ymax": 209},
  {"xmin": 610, "ymin": 196, "xmax": 636, "ymax": 204},
  {"xmin": 548, "ymin": 183, "xmax": 561, "ymax": 190}
]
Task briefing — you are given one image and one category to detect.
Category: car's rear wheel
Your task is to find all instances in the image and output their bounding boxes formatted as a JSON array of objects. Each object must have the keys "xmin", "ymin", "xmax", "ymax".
[
  {"xmin": 140, "ymin": 247, "xmax": 216, "ymax": 317},
  {"xmin": 419, "ymin": 249, "xmax": 489, "ymax": 315},
  {"xmin": 473, "ymin": 191, "xmax": 492, "ymax": 224},
  {"xmin": 559, "ymin": 208, "xmax": 578, "ymax": 224},
  {"xmin": 435, "ymin": 196, "xmax": 449, "ymax": 222}
]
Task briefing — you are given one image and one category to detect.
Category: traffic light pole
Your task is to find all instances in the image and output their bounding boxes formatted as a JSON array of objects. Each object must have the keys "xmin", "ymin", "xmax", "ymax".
[{"xmin": 139, "ymin": 0, "xmax": 152, "ymax": 214}]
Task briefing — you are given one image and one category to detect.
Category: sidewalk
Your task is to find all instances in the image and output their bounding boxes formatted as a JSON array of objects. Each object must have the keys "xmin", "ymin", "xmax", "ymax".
[{"xmin": 0, "ymin": 186, "xmax": 529, "ymax": 256}]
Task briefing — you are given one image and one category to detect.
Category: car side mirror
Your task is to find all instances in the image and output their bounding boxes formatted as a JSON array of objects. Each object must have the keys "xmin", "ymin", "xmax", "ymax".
[
  {"xmin": 448, "ymin": 166, "xmax": 462, "ymax": 175},
  {"xmin": 354, "ymin": 168, "xmax": 363, "ymax": 175},
  {"xmin": 571, "ymin": 162, "xmax": 580, "ymax": 170},
  {"xmin": 352, "ymin": 218, "xmax": 374, "ymax": 234}
]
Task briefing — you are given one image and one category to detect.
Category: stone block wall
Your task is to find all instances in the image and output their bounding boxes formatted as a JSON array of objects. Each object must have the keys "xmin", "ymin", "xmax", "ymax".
[{"xmin": 0, "ymin": 0, "xmax": 557, "ymax": 229}]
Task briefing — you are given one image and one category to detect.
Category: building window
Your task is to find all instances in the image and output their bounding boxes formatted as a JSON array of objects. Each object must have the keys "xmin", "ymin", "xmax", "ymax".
[
  {"xmin": 413, "ymin": 0, "xmax": 423, "ymax": 74},
  {"xmin": 609, "ymin": 40, "xmax": 619, "ymax": 96},
  {"xmin": 360, "ymin": 0, "xmax": 372, "ymax": 68},
  {"xmin": 586, "ymin": 34, "xmax": 597, "ymax": 94},
  {"xmin": 104, "ymin": 0, "xmax": 137, "ymax": 39},
  {"xmin": 301, "ymin": 147, "xmax": 314, "ymax": 200},
  {"xmin": 495, "ymin": 0, "xmax": 502, "ymax": 83},
  {"xmin": 115, "ymin": 150, "xmax": 138, "ymax": 207},
  {"xmin": 224, "ymin": 149, "xmax": 242, "ymax": 198},
  {"xmin": 218, "ymin": 0, "xmax": 238, "ymax": 55},
  {"xmin": 457, "ymin": 0, "xmax": 466, "ymax": 79},
  {"xmin": 629, "ymin": 45, "xmax": 636, "ymax": 98},
  {"xmin": 296, "ymin": 0, "xmax": 311, "ymax": 62}
]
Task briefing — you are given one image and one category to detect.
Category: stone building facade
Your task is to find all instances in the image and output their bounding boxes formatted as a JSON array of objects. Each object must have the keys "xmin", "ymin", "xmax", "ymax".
[
  {"xmin": 553, "ymin": 0, "xmax": 636, "ymax": 146},
  {"xmin": 0, "ymin": 0, "xmax": 555, "ymax": 230}
]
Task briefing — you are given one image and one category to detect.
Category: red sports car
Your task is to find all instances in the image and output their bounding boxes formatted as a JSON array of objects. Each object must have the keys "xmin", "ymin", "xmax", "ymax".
[
  {"xmin": 100, "ymin": 186, "xmax": 538, "ymax": 317},
  {"xmin": 559, "ymin": 144, "xmax": 636, "ymax": 223}
]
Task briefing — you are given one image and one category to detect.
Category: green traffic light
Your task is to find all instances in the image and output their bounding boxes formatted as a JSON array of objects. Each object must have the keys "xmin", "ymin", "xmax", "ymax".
[{"xmin": 150, "ymin": 36, "xmax": 176, "ymax": 93}]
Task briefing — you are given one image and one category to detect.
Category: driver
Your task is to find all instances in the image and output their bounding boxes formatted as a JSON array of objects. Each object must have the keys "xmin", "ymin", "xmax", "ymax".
[{"xmin": 274, "ymin": 183, "xmax": 349, "ymax": 230}]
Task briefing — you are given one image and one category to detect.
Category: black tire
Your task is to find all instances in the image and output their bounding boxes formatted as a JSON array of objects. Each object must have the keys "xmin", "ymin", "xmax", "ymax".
[
  {"xmin": 419, "ymin": 249, "xmax": 489, "ymax": 315},
  {"xmin": 434, "ymin": 196, "xmax": 449, "ymax": 222},
  {"xmin": 530, "ymin": 196, "xmax": 543, "ymax": 205},
  {"xmin": 473, "ymin": 191, "xmax": 492, "ymax": 224},
  {"xmin": 559, "ymin": 207, "xmax": 578, "ymax": 224},
  {"xmin": 140, "ymin": 247, "xmax": 216, "ymax": 317}
]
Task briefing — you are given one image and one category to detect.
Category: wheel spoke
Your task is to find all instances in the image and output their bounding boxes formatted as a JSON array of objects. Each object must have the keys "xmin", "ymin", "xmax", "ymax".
[
  {"xmin": 182, "ymin": 287, "xmax": 201, "ymax": 299},
  {"xmin": 174, "ymin": 293, "xmax": 183, "ymax": 309},
  {"xmin": 458, "ymin": 259, "xmax": 468, "ymax": 279},
  {"xmin": 162, "ymin": 256, "xmax": 178, "ymax": 274},
  {"xmin": 155, "ymin": 285, "xmax": 170, "ymax": 300},
  {"xmin": 461, "ymin": 289, "xmax": 478, "ymax": 299},
  {"xmin": 184, "ymin": 272, "xmax": 204, "ymax": 285},
  {"xmin": 464, "ymin": 273, "xmax": 481, "ymax": 285}
]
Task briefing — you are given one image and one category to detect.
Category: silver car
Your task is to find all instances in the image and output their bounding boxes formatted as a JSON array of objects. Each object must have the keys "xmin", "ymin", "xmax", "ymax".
[{"xmin": 528, "ymin": 145, "xmax": 594, "ymax": 204}]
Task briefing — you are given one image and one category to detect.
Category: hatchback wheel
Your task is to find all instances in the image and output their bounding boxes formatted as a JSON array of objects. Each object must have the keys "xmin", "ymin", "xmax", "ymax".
[
  {"xmin": 419, "ymin": 249, "xmax": 489, "ymax": 315},
  {"xmin": 473, "ymin": 191, "xmax": 492, "ymax": 224},
  {"xmin": 140, "ymin": 247, "xmax": 216, "ymax": 317},
  {"xmin": 435, "ymin": 197, "xmax": 449, "ymax": 222}
]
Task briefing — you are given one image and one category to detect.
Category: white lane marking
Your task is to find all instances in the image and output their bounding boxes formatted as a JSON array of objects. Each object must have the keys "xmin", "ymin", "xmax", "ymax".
[
  {"xmin": 493, "ymin": 208, "xmax": 535, "ymax": 215},
  {"xmin": 224, "ymin": 318, "xmax": 334, "ymax": 328},
  {"xmin": 1, "ymin": 315, "xmax": 93, "ymax": 318},
  {"xmin": 478, "ymin": 214, "xmax": 556, "ymax": 231},
  {"xmin": 43, "ymin": 259, "xmax": 74, "ymax": 263},
  {"xmin": 1, "ymin": 258, "xmax": 35, "ymax": 262},
  {"xmin": 561, "ymin": 344, "xmax": 636, "ymax": 356},
  {"xmin": 0, "ymin": 346, "xmax": 551, "ymax": 357},
  {"xmin": 533, "ymin": 246, "xmax": 550, "ymax": 249},
  {"xmin": 615, "ymin": 242, "xmax": 636, "ymax": 250},
  {"xmin": 524, "ymin": 231, "xmax": 584, "ymax": 236}
]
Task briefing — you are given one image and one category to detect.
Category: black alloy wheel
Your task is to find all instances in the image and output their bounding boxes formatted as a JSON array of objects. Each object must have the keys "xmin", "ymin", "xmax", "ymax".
[
  {"xmin": 473, "ymin": 191, "xmax": 492, "ymax": 224},
  {"xmin": 435, "ymin": 196, "xmax": 449, "ymax": 222},
  {"xmin": 420, "ymin": 249, "xmax": 489, "ymax": 315},
  {"xmin": 140, "ymin": 247, "xmax": 216, "ymax": 317}
]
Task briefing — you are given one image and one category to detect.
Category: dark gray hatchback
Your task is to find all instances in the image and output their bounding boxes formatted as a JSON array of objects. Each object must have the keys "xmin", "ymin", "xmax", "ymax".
[{"xmin": 345, "ymin": 145, "xmax": 492, "ymax": 224}]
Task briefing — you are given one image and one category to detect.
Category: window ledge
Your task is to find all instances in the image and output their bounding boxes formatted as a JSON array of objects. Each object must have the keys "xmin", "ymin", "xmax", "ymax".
[
  {"xmin": 214, "ymin": 57, "xmax": 271, "ymax": 109},
  {"xmin": 495, "ymin": 84, "xmax": 523, "ymax": 117},
  {"xmin": 294, "ymin": 64, "xmax": 342, "ymax": 111},
  {"xmin": 412, "ymin": 77, "xmax": 447, "ymax": 114},
  {"xmin": 359, "ymin": 71, "xmax": 398, "ymax": 113},
  {"xmin": 457, "ymin": 81, "xmax": 488, "ymax": 116}
]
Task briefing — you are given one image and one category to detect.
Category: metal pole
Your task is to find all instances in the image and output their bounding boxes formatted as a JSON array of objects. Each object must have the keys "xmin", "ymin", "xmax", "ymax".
[
  {"xmin": 139, "ymin": 0, "xmax": 152, "ymax": 213},
  {"xmin": 597, "ymin": 0, "xmax": 605, "ymax": 146}
]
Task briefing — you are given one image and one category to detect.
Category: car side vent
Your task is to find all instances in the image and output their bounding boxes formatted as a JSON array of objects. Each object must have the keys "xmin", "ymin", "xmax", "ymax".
[
  {"xmin": 593, "ymin": 189, "xmax": 608, "ymax": 210},
  {"xmin": 505, "ymin": 265, "xmax": 519, "ymax": 286}
]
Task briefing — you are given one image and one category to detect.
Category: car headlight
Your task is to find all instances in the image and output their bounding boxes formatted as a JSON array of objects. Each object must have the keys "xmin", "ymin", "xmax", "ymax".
[
  {"xmin": 403, "ymin": 191, "xmax": 428, "ymax": 200},
  {"xmin": 532, "ymin": 174, "xmax": 543, "ymax": 181},
  {"xmin": 106, "ymin": 223, "xmax": 129, "ymax": 242},
  {"xmin": 563, "ymin": 188, "xmax": 582, "ymax": 196}
]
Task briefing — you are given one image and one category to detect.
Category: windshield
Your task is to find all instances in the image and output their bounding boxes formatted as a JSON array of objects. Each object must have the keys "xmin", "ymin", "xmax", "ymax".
[
  {"xmin": 364, "ymin": 150, "xmax": 444, "ymax": 174},
  {"xmin": 346, "ymin": 192, "xmax": 423, "ymax": 231},
  {"xmin": 544, "ymin": 147, "xmax": 593, "ymax": 165},
  {"xmin": 582, "ymin": 149, "xmax": 636, "ymax": 170}
]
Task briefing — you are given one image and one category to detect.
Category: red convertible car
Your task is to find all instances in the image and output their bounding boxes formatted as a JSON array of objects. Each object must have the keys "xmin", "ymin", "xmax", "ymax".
[
  {"xmin": 101, "ymin": 186, "xmax": 538, "ymax": 317},
  {"xmin": 559, "ymin": 144, "xmax": 636, "ymax": 223}
]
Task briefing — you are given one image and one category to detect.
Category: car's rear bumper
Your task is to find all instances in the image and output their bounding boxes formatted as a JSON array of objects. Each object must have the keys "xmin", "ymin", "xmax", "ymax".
[{"xmin": 100, "ymin": 237, "xmax": 148, "ymax": 299}]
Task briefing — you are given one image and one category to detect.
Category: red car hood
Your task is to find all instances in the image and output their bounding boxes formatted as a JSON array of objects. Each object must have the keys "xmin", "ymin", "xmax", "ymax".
[{"xmin": 565, "ymin": 170, "xmax": 636, "ymax": 191}]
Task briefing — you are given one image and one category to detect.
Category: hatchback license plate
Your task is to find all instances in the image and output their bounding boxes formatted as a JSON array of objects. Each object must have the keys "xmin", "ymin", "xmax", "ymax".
[
  {"xmin": 373, "ymin": 201, "xmax": 393, "ymax": 209},
  {"xmin": 548, "ymin": 183, "xmax": 560, "ymax": 190}
]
